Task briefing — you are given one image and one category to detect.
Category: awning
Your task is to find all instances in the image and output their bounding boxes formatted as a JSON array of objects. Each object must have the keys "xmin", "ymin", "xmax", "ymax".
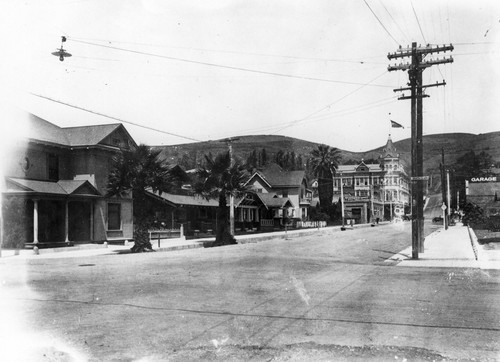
[{"xmin": 4, "ymin": 177, "xmax": 101, "ymax": 197}]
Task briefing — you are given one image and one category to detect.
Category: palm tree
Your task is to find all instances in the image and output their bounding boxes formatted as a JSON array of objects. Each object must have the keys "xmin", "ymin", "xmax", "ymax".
[
  {"xmin": 310, "ymin": 144, "xmax": 342, "ymax": 210},
  {"xmin": 194, "ymin": 151, "xmax": 249, "ymax": 246},
  {"xmin": 107, "ymin": 144, "xmax": 185, "ymax": 252}
]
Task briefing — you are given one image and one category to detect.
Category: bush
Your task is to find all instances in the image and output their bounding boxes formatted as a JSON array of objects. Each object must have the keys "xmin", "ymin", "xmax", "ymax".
[
  {"xmin": 2, "ymin": 197, "xmax": 31, "ymax": 249},
  {"xmin": 462, "ymin": 202, "xmax": 487, "ymax": 227}
]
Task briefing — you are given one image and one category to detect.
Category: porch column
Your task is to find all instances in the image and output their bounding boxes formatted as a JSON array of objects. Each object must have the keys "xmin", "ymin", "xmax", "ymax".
[
  {"xmin": 90, "ymin": 201, "xmax": 94, "ymax": 241},
  {"xmin": 33, "ymin": 199, "xmax": 39, "ymax": 244},
  {"xmin": 65, "ymin": 200, "xmax": 69, "ymax": 244}
]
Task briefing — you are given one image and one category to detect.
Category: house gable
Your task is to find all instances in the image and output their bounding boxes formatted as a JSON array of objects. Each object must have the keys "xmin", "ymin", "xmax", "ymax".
[
  {"xmin": 246, "ymin": 173, "xmax": 272, "ymax": 191},
  {"xmin": 98, "ymin": 125, "xmax": 138, "ymax": 150}
]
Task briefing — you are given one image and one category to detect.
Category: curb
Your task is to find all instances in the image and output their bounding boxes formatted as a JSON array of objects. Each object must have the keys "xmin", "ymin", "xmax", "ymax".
[
  {"xmin": 1, "ymin": 222, "xmax": 394, "ymax": 259},
  {"xmin": 466, "ymin": 226, "xmax": 480, "ymax": 261}
]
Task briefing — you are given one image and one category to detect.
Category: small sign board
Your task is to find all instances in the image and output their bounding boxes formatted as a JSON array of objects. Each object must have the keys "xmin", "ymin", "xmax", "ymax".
[
  {"xmin": 411, "ymin": 176, "xmax": 429, "ymax": 181},
  {"xmin": 441, "ymin": 203, "xmax": 447, "ymax": 211}
]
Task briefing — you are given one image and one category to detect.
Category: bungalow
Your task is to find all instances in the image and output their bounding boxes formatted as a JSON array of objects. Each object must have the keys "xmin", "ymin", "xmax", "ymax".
[
  {"xmin": 1, "ymin": 112, "xmax": 137, "ymax": 248},
  {"xmin": 145, "ymin": 189, "xmax": 273, "ymax": 235}
]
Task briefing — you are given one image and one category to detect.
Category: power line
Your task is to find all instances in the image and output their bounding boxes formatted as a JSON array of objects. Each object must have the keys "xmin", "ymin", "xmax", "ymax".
[
  {"xmin": 410, "ymin": 0, "xmax": 427, "ymax": 44},
  {"xmin": 362, "ymin": 0, "xmax": 400, "ymax": 46},
  {"xmin": 271, "ymin": 71, "xmax": 390, "ymax": 134},
  {"xmin": 377, "ymin": 0, "xmax": 409, "ymax": 43},
  {"xmin": 69, "ymin": 35, "xmax": 384, "ymax": 65},
  {"xmin": 71, "ymin": 38, "xmax": 393, "ymax": 88},
  {"xmin": 216, "ymin": 95, "xmax": 397, "ymax": 138},
  {"xmin": 29, "ymin": 92, "xmax": 202, "ymax": 142}
]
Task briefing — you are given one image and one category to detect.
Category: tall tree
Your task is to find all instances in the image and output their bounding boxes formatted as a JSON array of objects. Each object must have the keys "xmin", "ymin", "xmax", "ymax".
[
  {"xmin": 107, "ymin": 144, "xmax": 185, "ymax": 252},
  {"xmin": 309, "ymin": 144, "xmax": 342, "ymax": 210},
  {"xmin": 261, "ymin": 148, "xmax": 268, "ymax": 166},
  {"xmin": 194, "ymin": 151, "xmax": 249, "ymax": 246}
]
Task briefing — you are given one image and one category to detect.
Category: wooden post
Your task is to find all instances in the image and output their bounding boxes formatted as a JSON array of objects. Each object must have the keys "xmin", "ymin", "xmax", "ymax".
[
  {"xmin": 33, "ymin": 199, "xmax": 39, "ymax": 244},
  {"xmin": 410, "ymin": 42, "xmax": 419, "ymax": 259},
  {"xmin": 417, "ymin": 61, "xmax": 425, "ymax": 253},
  {"xmin": 65, "ymin": 200, "xmax": 70, "ymax": 244}
]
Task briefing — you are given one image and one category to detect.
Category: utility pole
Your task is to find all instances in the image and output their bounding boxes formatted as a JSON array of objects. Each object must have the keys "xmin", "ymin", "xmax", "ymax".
[
  {"xmin": 447, "ymin": 169, "xmax": 452, "ymax": 221},
  {"xmin": 340, "ymin": 173, "xmax": 346, "ymax": 230},
  {"xmin": 222, "ymin": 137, "xmax": 240, "ymax": 237},
  {"xmin": 370, "ymin": 183, "xmax": 375, "ymax": 225},
  {"xmin": 440, "ymin": 148, "xmax": 448, "ymax": 230},
  {"xmin": 388, "ymin": 42, "xmax": 453, "ymax": 259}
]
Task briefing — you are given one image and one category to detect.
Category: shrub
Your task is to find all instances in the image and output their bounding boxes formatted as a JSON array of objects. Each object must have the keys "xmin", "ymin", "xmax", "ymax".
[{"xmin": 2, "ymin": 197, "xmax": 31, "ymax": 249}]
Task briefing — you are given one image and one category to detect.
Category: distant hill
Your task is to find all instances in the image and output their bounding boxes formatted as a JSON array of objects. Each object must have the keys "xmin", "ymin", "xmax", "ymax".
[
  {"xmin": 153, "ymin": 131, "xmax": 500, "ymax": 183},
  {"xmin": 153, "ymin": 135, "xmax": 361, "ymax": 170}
]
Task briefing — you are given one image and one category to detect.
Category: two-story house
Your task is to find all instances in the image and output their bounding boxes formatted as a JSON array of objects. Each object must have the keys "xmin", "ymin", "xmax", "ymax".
[
  {"xmin": 245, "ymin": 163, "xmax": 312, "ymax": 227},
  {"xmin": 1, "ymin": 112, "xmax": 137, "ymax": 248}
]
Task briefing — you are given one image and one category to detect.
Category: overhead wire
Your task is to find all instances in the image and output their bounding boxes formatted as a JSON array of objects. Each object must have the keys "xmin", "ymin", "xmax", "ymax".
[
  {"xmin": 68, "ymin": 35, "xmax": 385, "ymax": 65},
  {"xmin": 362, "ymin": 0, "xmax": 400, "ymax": 46},
  {"xmin": 70, "ymin": 38, "xmax": 392, "ymax": 88},
  {"xmin": 377, "ymin": 0, "xmax": 409, "ymax": 43},
  {"xmin": 409, "ymin": 0, "xmax": 427, "ymax": 44},
  {"xmin": 29, "ymin": 92, "xmax": 202, "ymax": 142},
  {"xmin": 216, "ymin": 95, "xmax": 397, "ymax": 138},
  {"xmin": 270, "ymin": 70, "xmax": 390, "ymax": 135}
]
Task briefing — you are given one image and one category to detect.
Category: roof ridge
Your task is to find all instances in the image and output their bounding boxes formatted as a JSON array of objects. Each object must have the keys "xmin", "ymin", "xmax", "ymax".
[{"xmin": 62, "ymin": 123, "xmax": 121, "ymax": 130}]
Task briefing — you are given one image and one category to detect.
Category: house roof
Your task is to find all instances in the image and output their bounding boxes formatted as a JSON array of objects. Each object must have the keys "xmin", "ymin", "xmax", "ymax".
[
  {"xmin": 63, "ymin": 124, "xmax": 124, "ymax": 146},
  {"xmin": 255, "ymin": 193, "xmax": 294, "ymax": 209},
  {"xmin": 5, "ymin": 177, "xmax": 101, "ymax": 196},
  {"xmin": 147, "ymin": 189, "xmax": 219, "ymax": 207},
  {"xmin": 24, "ymin": 113, "xmax": 135, "ymax": 149},
  {"xmin": 251, "ymin": 164, "xmax": 305, "ymax": 188}
]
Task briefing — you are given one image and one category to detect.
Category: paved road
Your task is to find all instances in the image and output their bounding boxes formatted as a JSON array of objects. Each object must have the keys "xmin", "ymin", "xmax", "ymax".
[{"xmin": 1, "ymin": 222, "xmax": 499, "ymax": 361}]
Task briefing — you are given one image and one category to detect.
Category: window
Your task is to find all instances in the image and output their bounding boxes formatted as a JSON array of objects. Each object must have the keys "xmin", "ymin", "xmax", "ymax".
[
  {"xmin": 108, "ymin": 203, "xmax": 121, "ymax": 230},
  {"xmin": 48, "ymin": 154, "xmax": 59, "ymax": 180},
  {"xmin": 282, "ymin": 191, "xmax": 288, "ymax": 198}
]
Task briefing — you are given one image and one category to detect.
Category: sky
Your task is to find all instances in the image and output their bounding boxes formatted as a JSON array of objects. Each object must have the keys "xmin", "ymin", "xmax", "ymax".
[{"xmin": 0, "ymin": 0, "xmax": 499, "ymax": 152}]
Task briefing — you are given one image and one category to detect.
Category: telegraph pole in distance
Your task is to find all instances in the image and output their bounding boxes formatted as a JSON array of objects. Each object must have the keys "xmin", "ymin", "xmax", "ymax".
[
  {"xmin": 388, "ymin": 42, "xmax": 453, "ymax": 259},
  {"xmin": 440, "ymin": 148, "xmax": 449, "ymax": 230}
]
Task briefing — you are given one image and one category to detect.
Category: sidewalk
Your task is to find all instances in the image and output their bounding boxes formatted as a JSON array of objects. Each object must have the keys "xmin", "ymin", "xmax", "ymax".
[
  {"xmin": 388, "ymin": 224, "xmax": 500, "ymax": 270},
  {"xmin": 0, "ymin": 222, "xmax": 378, "ymax": 260}
]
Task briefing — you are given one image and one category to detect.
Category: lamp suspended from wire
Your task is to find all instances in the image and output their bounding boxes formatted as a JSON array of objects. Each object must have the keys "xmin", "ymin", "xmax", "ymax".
[{"xmin": 51, "ymin": 36, "xmax": 72, "ymax": 61}]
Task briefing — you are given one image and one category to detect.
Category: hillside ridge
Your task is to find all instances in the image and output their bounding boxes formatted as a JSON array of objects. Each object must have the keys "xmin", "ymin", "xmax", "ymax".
[{"xmin": 153, "ymin": 131, "xmax": 500, "ymax": 176}]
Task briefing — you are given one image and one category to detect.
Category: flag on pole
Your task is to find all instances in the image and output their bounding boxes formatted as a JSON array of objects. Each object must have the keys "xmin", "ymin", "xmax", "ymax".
[{"xmin": 390, "ymin": 120, "xmax": 404, "ymax": 129}]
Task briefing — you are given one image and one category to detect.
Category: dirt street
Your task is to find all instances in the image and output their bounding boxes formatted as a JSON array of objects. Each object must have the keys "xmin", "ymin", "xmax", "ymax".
[{"xmin": 1, "ymin": 222, "xmax": 499, "ymax": 361}]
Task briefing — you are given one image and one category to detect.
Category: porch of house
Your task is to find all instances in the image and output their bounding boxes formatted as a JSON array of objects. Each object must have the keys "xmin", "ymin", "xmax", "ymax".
[{"xmin": 2, "ymin": 196, "xmax": 129, "ymax": 250}]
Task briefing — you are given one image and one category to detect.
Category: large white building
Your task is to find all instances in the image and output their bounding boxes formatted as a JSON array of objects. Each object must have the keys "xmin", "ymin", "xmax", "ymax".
[{"xmin": 332, "ymin": 136, "xmax": 410, "ymax": 224}]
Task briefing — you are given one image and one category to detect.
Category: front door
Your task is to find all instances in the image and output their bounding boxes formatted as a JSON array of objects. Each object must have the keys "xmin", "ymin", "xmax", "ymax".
[{"xmin": 69, "ymin": 201, "xmax": 91, "ymax": 241}]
